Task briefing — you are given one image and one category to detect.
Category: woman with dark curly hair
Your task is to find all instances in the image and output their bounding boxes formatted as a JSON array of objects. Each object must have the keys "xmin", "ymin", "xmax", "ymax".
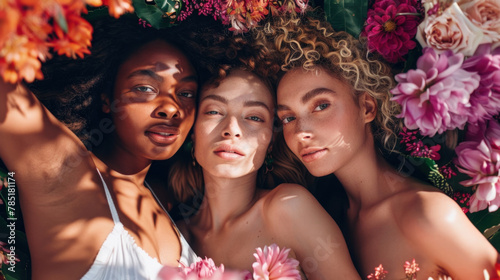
[
  {"xmin": 168, "ymin": 29, "xmax": 361, "ymax": 280},
  {"xmin": 252, "ymin": 11, "xmax": 499, "ymax": 280},
  {"xmin": 0, "ymin": 15, "xmax": 198, "ymax": 279}
]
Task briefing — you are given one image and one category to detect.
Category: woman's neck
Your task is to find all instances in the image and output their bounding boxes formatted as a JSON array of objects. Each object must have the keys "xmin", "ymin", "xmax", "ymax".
[
  {"xmin": 334, "ymin": 140, "xmax": 406, "ymax": 211},
  {"xmin": 195, "ymin": 172, "xmax": 259, "ymax": 232},
  {"xmin": 92, "ymin": 136, "xmax": 151, "ymax": 184}
]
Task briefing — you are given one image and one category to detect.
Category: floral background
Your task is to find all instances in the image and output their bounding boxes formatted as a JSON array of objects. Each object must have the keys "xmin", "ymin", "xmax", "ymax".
[{"xmin": 0, "ymin": 0, "xmax": 499, "ymax": 279}]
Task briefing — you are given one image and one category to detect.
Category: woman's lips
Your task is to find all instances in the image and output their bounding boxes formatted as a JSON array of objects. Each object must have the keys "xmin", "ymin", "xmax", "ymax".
[
  {"xmin": 145, "ymin": 125, "xmax": 180, "ymax": 146},
  {"xmin": 300, "ymin": 148, "xmax": 328, "ymax": 163},
  {"xmin": 213, "ymin": 144, "xmax": 245, "ymax": 159}
]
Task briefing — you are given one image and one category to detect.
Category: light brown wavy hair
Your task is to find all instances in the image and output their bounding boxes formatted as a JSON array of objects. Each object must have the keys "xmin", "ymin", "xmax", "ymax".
[
  {"xmin": 168, "ymin": 23, "xmax": 309, "ymax": 204},
  {"xmin": 251, "ymin": 11, "xmax": 402, "ymax": 153}
]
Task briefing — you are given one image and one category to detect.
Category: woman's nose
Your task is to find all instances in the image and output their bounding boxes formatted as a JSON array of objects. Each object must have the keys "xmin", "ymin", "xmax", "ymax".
[
  {"xmin": 153, "ymin": 97, "xmax": 180, "ymax": 119},
  {"xmin": 222, "ymin": 117, "xmax": 241, "ymax": 138}
]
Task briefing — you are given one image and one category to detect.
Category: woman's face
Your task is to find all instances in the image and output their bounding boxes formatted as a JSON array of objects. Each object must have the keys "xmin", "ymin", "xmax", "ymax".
[
  {"xmin": 277, "ymin": 68, "xmax": 372, "ymax": 177},
  {"xmin": 193, "ymin": 69, "xmax": 274, "ymax": 179},
  {"xmin": 105, "ymin": 40, "xmax": 197, "ymax": 161}
]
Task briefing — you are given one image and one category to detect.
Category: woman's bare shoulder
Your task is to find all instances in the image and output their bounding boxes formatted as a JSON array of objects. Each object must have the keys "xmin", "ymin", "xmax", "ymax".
[{"xmin": 261, "ymin": 183, "xmax": 317, "ymax": 212}]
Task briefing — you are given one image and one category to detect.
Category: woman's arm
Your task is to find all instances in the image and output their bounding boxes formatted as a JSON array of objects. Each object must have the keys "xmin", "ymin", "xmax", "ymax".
[
  {"xmin": 0, "ymin": 81, "xmax": 96, "ymax": 200},
  {"xmin": 0, "ymin": 81, "xmax": 104, "ymax": 278},
  {"xmin": 266, "ymin": 183, "xmax": 361, "ymax": 280}
]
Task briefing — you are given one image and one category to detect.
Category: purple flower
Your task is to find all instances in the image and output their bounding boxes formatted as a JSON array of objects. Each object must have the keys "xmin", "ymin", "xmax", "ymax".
[
  {"xmin": 391, "ymin": 47, "xmax": 480, "ymax": 136},
  {"xmin": 462, "ymin": 43, "xmax": 500, "ymax": 124},
  {"xmin": 455, "ymin": 120, "xmax": 500, "ymax": 212},
  {"xmin": 362, "ymin": 0, "xmax": 422, "ymax": 63}
]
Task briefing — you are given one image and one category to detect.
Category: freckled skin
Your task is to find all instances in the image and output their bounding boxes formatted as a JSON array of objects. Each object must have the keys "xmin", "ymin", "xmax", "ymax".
[
  {"xmin": 277, "ymin": 68, "xmax": 499, "ymax": 280},
  {"xmin": 177, "ymin": 69, "xmax": 361, "ymax": 280}
]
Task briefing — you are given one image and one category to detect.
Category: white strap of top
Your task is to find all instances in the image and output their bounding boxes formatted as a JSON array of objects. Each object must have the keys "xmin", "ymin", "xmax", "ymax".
[
  {"xmin": 96, "ymin": 169, "xmax": 120, "ymax": 224},
  {"xmin": 144, "ymin": 181, "xmax": 175, "ymax": 223}
]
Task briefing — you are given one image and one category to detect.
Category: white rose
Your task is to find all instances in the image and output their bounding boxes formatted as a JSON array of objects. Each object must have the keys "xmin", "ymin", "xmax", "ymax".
[
  {"xmin": 459, "ymin": 0, "xmax": 500, "ymax": 43},
  {"xmin": 416, "ymin": 2, "xmax": 487, "ymax": 56}
]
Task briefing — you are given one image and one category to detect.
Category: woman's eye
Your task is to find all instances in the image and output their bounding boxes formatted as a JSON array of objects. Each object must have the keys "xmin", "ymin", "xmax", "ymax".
[
  {"xmin": 314, "ymin": 103, "xmax": 330, "ymax": 111},
  {"xmin": 281, "ymin": 116, "xmax": 295, "ymax": 124},
  {"xmin": 205, "ymin": 111, "xmax": 220, "ymax": 115},
  {"xmin": 178, "ymin": 91, "xmax": 195, "ymax": 98},
  {"xmin": 248, "ymin": 116, "xmax": 264, "ymax": 122},
  {"xmin": 133, "ymin": 86, "xmax": 156, "ymax": 94}
]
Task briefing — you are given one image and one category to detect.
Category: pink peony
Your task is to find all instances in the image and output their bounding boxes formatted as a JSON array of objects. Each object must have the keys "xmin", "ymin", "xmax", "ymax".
[
  {"xmin": 362, "ymin": 0, "xmax": 422, "ymax": 63},
  {"xmin": 462, "ymin": 43, "xmax": 500, "ymax": 124},
  {"xmin": 391, "ymin": 47, "xmax": 480, "ymax": 136},
  {"xmin": 157, "ymin": 258, "xmax": 245, "ymax": 280},
  {"xmin": 459, "ymin": 0, "xmax": 500, "ymax": 42},
  {"xmin": 416, "ymin": 2, "xmax": 486, "ymax": 56},
  {"xmin": 252, "ymin": 244, "xmax": 301, "ymax": 280},
  {"xmin": 455, "ymin": 120, "xmax": 500, "ymax": 212}
]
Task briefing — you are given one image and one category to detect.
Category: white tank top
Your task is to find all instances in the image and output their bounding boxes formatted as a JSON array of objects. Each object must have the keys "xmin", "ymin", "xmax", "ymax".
[{"xmin": 81, "ymin": 170, "xmax": 198, "ymax": 280}]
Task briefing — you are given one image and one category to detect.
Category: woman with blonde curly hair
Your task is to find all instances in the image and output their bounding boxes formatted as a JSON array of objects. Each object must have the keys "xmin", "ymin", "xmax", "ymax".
[{"xmin": 253, "ymin": 11, "xmax": 499, "ymax": 280}]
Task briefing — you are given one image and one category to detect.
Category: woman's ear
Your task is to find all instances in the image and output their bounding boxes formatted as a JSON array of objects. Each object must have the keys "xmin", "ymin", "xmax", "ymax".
[
  {"xmin": 360, "ymin": 92, "xmax": 377, "ymax": 123},
  {"xmin": 101, "ymin": 93, "xmax": 111, "ymax": 114}
]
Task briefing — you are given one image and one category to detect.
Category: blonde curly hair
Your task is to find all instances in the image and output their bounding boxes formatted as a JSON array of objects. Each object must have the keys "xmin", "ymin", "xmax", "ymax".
[{"xmin": 252, "ymin": 12, "xmax": 402, "ymax": 152}]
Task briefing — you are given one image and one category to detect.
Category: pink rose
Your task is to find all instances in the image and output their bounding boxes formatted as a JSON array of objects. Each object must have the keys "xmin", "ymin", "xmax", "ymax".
[
  {"xmin": 459, "ymin": 0, "xmax": 500, "ymax": 42},
  {"xmin": 416, "ymin": 2, "xmax": 486, "ymax": 56}
]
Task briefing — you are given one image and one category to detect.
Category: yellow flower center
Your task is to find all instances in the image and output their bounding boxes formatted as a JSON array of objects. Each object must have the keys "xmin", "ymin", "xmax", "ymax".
[{"xmin": 384, "ymin": 20, "xmax": 397, "ymax": 32}]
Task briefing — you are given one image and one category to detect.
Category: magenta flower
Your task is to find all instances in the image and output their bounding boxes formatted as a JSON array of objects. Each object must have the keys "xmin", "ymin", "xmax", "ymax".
[
  {"xmin": 462, "ymin": 43, "xmax": 500, "ymax": 124},
  {"xmin": 362, "ymin": 0, "xmax": 422, "ymax": 63},
  {"xmin": 406, "ymin": 140, "xmax": 441, "ymax": 160},
  {"xmin": 454, "ymin": 120, "xmax": 500, "ymax": 212},
  {"xmin": 391, "ymin": 47, "xmax": 480, "ymax": 136},
  {"xmin": 252, "ymin": 244, "xmax": 301, "ymax": 280}
]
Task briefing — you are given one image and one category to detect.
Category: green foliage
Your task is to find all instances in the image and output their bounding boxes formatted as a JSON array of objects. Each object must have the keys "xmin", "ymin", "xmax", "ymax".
[
  {"xmin": 467, "ymin": 209, "xmax": 500, "ymax": 251},
  {"xmin": 132, "ymin": 0, "xmax": 182, "ymax": 29},
  {"xmin": 323, "ymin": 0, "xmax": 368, "ymax": 38}
]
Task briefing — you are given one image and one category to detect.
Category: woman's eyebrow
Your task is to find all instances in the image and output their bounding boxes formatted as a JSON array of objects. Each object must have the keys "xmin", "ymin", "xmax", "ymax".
[
  {"xmin": 277, "ymin": 87, "xmax": 335, "ymax": 111},
  {"xmin": 244, "ymin": 100, "xmax": 271, "ymax": 112},
  {"xmin": 127, "ymin": 69, "xmax": 163, "ymax": 82},
  {"xmin": 200, "ymin": 94, "xmax": 228, "ymax": 104},
  {"xmin": 301, "ymin": 88, "xmax": 336, "ymax": 103}
]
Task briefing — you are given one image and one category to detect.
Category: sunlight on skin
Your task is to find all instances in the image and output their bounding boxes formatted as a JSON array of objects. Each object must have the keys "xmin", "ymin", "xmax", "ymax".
[{"xmin": 280, "ymin": 194, "xmax": 300, "ymax": 202}]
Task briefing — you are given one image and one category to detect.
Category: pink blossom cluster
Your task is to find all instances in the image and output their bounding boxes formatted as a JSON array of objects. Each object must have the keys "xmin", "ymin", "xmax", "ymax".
[
  {"xmin": 454, "ymin": 120, "xmax": 500, "ymax": 212},
  {"xmin": 390, "ymin": 0, "xmax": 500, "ymax": 136},
  {"xmin": 399, "ymin": 128, "xmax": 441, "ymax": 160},
  {"xmin": 452, "ymin": 192, "xmax": 472, "ymax": 214},
  {"xmin": 391, "ymin": 44, "xmax": 500, "ymax": 137},
  {"xmin": 362, "ymin": 0, "xmax": 423, "ymax": 63},
  {"xmin": 157, "ymin": 244, "xmax": 301, "ymax": 280}
]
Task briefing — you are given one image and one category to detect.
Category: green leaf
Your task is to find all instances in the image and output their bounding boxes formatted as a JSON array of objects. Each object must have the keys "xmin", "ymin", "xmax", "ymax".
[
  {"xmin": 467, "ymin": 209, "xmax": 500, "ymax": 251},
  {"xmin": 132, "ymin": 0, "xmax": 182, "ymax": 29},
  {"xmin": 55, "ymin": 5, "xmax": 69, "ymax": 34},
  {"xmin": 324, "ymin": 0, "xmax": 368, "ymax": 38},
  {"xmin": 404, "ymin": 156, "xmax": 454, "ymax": 196}
]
